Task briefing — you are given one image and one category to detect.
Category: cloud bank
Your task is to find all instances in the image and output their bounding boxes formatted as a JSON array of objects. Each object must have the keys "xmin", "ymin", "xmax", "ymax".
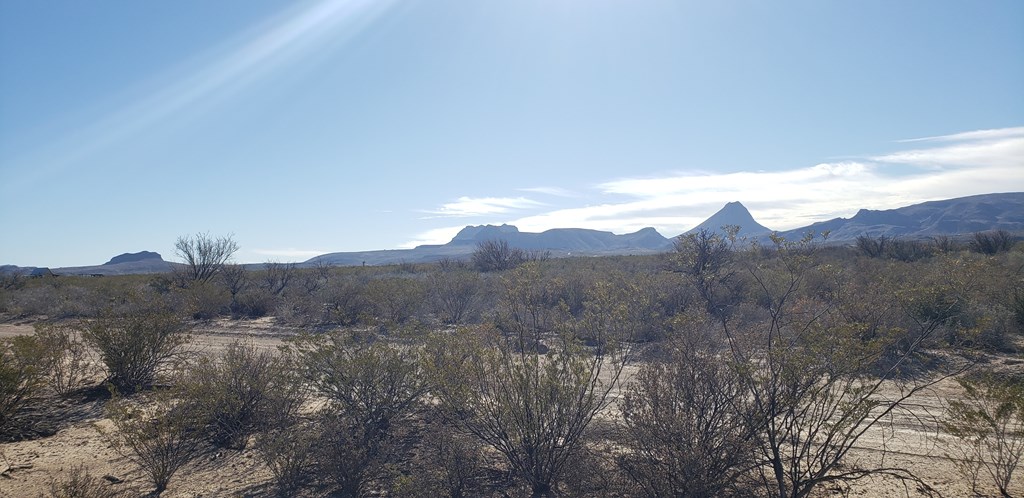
[{"xmin": 406, "ymin": 127, "xmax": 1024, "ymax": 247}]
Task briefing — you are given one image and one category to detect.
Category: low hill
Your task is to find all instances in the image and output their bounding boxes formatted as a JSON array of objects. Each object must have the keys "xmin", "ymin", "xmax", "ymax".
[{"xmin": 777, "ymin": 192, "xmax": 1024, "ymax": 241}]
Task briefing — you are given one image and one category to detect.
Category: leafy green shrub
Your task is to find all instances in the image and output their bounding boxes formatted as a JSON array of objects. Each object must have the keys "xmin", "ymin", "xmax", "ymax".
[{"xmin": 80, "ymin": 295, "xmax": 191, "ymax": 395}]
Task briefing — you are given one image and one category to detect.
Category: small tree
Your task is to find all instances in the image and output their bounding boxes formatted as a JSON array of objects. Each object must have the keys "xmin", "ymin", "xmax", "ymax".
[
  {"xmin": 671, "ymin": 227, "xmax": 740, "ymax": 320},
  {"xmin": 174, "ymin": 232, "xmax": 238, "ymax": 285},
  {"xmin": 80, "ymin": 294, "xmax": 191, "ymax": 395},
  {"xmin": 472, "ymin": 239, "xmax": 526, "ymax": 272},
  {"xmin": 262, "ymin": 261, "xmax": 296, "ymax": 296},
  {"xmin": 676, "ymin": 233, "xmax": 955, "ymax": 497},
  {"xmin": 943, "ymin": 373, "xmax": 1024, "ymax": 498},
  {"xmin": 855, "ymin": 235, "xmax": 889, "ymax": 258}
]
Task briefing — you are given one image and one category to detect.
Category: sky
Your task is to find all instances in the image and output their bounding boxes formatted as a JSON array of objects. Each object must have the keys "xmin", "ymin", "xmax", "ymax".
[{"xmin": 1, "ymin": 0, "xmax": 1022, "ymax": 267}]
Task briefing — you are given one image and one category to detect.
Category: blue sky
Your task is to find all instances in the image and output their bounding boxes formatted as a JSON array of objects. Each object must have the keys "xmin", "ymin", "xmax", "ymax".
[{"xmin": 1, "ymin": 0, "xmax": 1022, "ymax": 267}]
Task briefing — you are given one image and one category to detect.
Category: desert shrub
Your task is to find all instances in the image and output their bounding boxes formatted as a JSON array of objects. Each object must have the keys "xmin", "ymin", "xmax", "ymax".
[
  {"xmin": 886, "ymin": 238, "xmax": 933, "ymax": 262},
  {"xmin": 0, "ymin": 335, "xmax": 46, "ymax": 432},
  {"xmin": 45, "ymin": 464, "xmax": 134, "ymax": 498},
  {"xmin": 676, "ymin": 233, "xmax": 953, "ymax": 497},
  {"xmin": 256, "ymin": 419, "xmax": 318, "ymax": 497},
  {"xmin": 178, "ymin": 281, "xmax": 230, "ymax": 320},
  {"xmin": 619, "ymin": 322, "xmax": 755, "ymax": 497},
  {"xmin": 182, "ymin": 341, "xmax": 306, "ymax": 449},
  {"xmin": 428, "ymin": 269, "xmax": 481, "ymax": 325},
  {"xmin": 105, "ymin": 393, "xmax": 203, "ymax": 495},
  {"xmin": 79, "ymin": 294, "xmax": 191, "ymax": 395},
  {"xmin": 321, "ymin": 277, "xmax": 370, "ymax": 325},
  {"xmin": 943, "ymin": 373, "xmax": 1024, "ymax": 498},
  {"xmin": 232, "ymin": 288, "xmax": 274, "ymax": 318},
  {"xmin": 856, "ymin": 234, "xmax": 888, "ymax": 258},
  {"xmin": 288, "ymin": 331, "xmax": 425, "ymax": 496},
  {"xmin": 426, "ymin": 266, "xmax": 634, "ymax": 497},
  {"xmin": 472, "ymin": 239, "xmax": 526, "ymax": 272},
  {"xmin": 364, "ymin": 276, "xmax": 425, "ymax": 325},
  {"xmin": 969, "ymin": 230, "xmax": 1015, "ymax": 255},
  {"xmin": 393, "ymin": 414, "xmax": 484, "ymax": 498},
  {"xmin": 33, "ymin": 323, "xmax": 94, "ymax": 396}
]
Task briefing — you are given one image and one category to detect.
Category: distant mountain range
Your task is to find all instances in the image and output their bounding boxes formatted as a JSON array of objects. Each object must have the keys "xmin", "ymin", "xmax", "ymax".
[{"xmin": 4, "ymin": 193, "xmax": 1022, "ymax": 274}]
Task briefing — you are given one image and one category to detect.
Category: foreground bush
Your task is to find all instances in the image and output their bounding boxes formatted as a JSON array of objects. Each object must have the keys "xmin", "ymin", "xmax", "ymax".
[
  {"xmin": 0, "ymin": 335, "xmax": 46, "ymax": 432},
  {"xmin": 79, "ymin": 295, "xmax": 191, "ymax": 395},
  {"xmin": 33, "ymin": 323, "xmax": 94, "ymax": 396},
  {"xmin": 620, "ymin": 322, "xmax": 755, "ymax": 496},
  {"xmin": 183, "ymin": 341, "xmax": 306, "ymax": 449},
  {"xmin": 46, "ymin": 465, "xmax": 134, "ymax": 498},
  {"xmin": 288, "ymin": 331, "xmax": 425, "ymax": 497},
  {"xmin": 427, "ymin": 266, "xmax": 634, "ymax": 497},
  {"xmin": 105, "ymin": 393, "xmax": 202, "ymax": 495},
  {"xmin": 943, "ymin": 373, "xmax": 1024, "ymax": 498}
]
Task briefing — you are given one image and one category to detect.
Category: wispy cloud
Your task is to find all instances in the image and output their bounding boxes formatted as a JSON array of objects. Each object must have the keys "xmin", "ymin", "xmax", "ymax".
[
  {"xmin": 406, "ymin": 126, "xmax": 1024, "ymax": 245},
  {"xmin": 894, "ymin": 126, "xmax": 1024, "ymax": 143},
  {"xmin": 424, "ymin": 196, "xmax": 545, "ymax": 218},
  {"xmin": 518, "ymin": 186, "xmax": 579, "ymax": 198},
  {"xmin": 872, "ymin": 127, "xmax": 1024, "ymax": 169},
  {"xmin": 398, "ymin": 225, "xmax": 467, "ymax": 249}
]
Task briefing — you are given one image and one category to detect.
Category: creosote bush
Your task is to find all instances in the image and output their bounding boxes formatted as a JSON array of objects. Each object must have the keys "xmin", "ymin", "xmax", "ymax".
[
  {"xmin": 45, "ymin": 465, "xmax": 134, "ymax": 498},
  {"xmin": 33, "ymin": 323, "xmax": 94, "ymax": 396},
  {"xmin": 79, "ymin": 294, "xmax": 191, "ymax": 395},
  {"xmin": 426, "ymin": 264, "xmax": 634, "ymax": 497},
  {"xmin": 0, "ymin": 335, "xmax": 46, "ymax": 433},
  {"xmin": 105, "ymin": 393, "xmax": 202, "ymax": 495},
  {"xmin": 287, "ymin": 330, "xmax": 425, "ymax": 497},
  {"xmin": 943, "ymin": 373, "xmax": 1024, "ymax": 498},
  {"xmin": 182, "ymin": 341, "xmax": 306, "ymax": 450},
  {"xmin": 620, "ymin": 319, "xmax": 755, "ymax": 497}
]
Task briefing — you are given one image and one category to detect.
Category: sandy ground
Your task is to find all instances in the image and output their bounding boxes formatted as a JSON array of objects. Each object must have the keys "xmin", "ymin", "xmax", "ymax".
[{"xmin": 0, "ymin": 318, "xmax": 1020, "ymax": 497}]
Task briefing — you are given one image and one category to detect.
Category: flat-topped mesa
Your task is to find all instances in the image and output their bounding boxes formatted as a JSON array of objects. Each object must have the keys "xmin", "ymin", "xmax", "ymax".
[
  {"xmin": 449, "ymin": 224, "xmax": 521, "ymax": 245},
  {"xmin": 103, "ymin": 251, "xmax": 164, "ymax": 266}
]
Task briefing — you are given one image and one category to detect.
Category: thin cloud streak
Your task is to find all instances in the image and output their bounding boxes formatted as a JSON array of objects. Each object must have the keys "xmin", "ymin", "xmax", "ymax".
[
  {"xmin": 894, "ymin": 126, "xmax": 1024, "ymax": 143},
  {"xmin": 518, "ymin": 186, "xmax": 580, "ymax": 198},
  {"xmin": 423, "ymin": 196, "xmax": 545, "ymax": 218}
]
